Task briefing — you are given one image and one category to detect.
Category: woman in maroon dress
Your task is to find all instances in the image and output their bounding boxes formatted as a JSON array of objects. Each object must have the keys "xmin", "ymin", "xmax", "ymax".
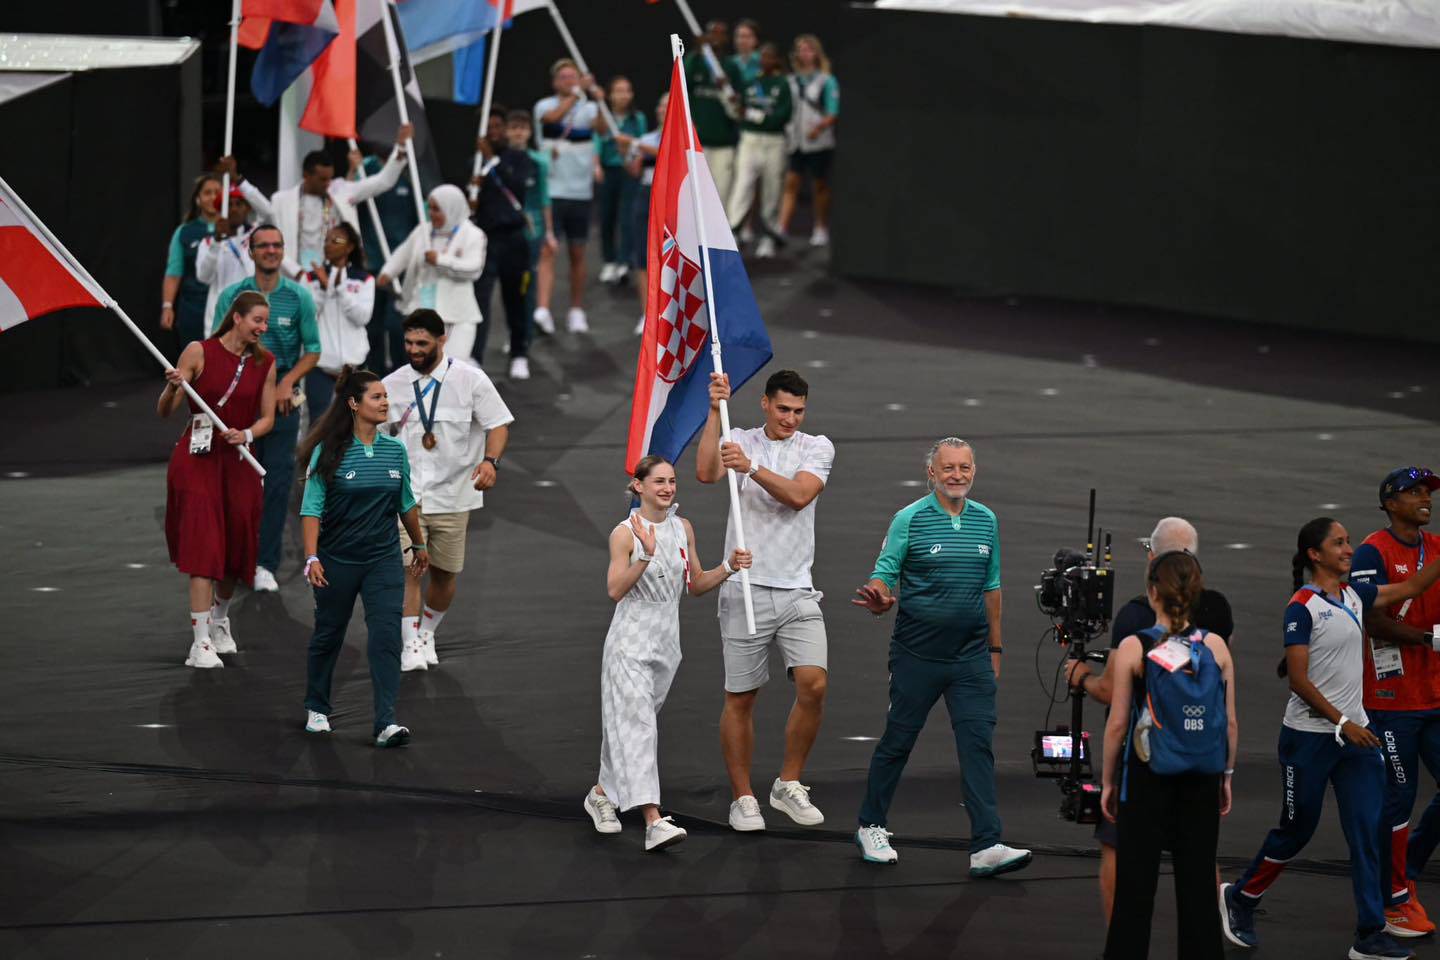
[{"xmin": 159, "ymin": 290, "xmax": 277, "ymax": 668}]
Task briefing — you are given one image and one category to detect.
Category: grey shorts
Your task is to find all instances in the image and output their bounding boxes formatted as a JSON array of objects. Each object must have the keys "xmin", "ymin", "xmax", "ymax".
[{"xmin": 719, "ymin": 582, "xmax": 828, "ymax": 693}]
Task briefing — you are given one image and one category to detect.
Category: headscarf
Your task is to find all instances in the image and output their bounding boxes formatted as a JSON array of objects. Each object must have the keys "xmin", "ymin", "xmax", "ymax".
[{"xmin": 428, "ymin": 184, "xmax": 470, "ymax": 232}]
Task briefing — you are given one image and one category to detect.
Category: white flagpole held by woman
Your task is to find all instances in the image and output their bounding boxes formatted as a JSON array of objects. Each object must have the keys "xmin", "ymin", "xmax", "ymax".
[
  {"xmin": 468, "ymin": 17, "xmax": 505, "ymax": 204},
  {"xmin": 670, "ymin": 33, "xmax": 755, "ymax": 637},
  {"xmin": 545, "ymin": 0, "xmax": 620, "ymax": 135},
  {"xmin": 0, "ymin": 178, "xmax": 265, "ymax": 477},
  {"xmin": 347, "ymin": 137, "xmax": 402, "ymax": 297},
  {"xmin": 380, "ymin": 0, "xmax": 429, "ymax": 225},
  {"xmin": 221, "ymin": 0, "xmax": 241, "ymax": 218}
]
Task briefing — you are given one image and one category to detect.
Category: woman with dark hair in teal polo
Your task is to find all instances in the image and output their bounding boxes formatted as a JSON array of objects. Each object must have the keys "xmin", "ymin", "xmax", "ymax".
[{"xmin": 297, "ymin": 365, "xmax": 429, "ymax": 747}]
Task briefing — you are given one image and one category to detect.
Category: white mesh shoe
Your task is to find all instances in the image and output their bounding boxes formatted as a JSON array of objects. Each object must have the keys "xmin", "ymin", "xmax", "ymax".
[
  {"xmin": 770, "ymin": 778, "xmax": 824, "ymax": 825},
  {"xmin": 728, "ymin": 795, "xmax": 766, "ymax": 832},
  {"xmin": 305, "ymin": 710, "xmax": 331, "ymax": 733},
  {"xmin": 969, "ymin": 843, "xmax": 1033, "ymax": 878},
  {"xmin": 375, "ymin": 724, "xmax": 410, "ymax": 748},
  {"xmin": 533, "ymin": 307, "xmax": 555, "ymax": 335},
  {"xmin": 856, "ymin": 825, "xmax": 898, "ymax": 864},
  {"xmin": 419, "ymin": 628, "xmax": 439, "ymax": 666},
  {"xmin": 401, "ymin": 637, "xmax": 428, "ymax": 672},
  {"xmin": 185, "ymin": 639, "xmax": 223, "ymax": 669},
  {"xmin": 210, "ymin": 618, "xmax": 237, "ymax": 654},
  {"xmin": 645, "ymin": 816, "xmax": 687, "ymax": 852},
  {"xmin": 252, "ymin": 566, "xmax": 279, "ymax": 592},
  {"xmin": 584, "ymin": 787, "xmax": 622, "ymax": 835}
]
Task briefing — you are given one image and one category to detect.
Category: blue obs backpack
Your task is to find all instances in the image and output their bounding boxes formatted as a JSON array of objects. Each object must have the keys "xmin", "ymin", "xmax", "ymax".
[{"xmin": 1129, "ymin": 626, "xmax": 1227, "ymax": 777}]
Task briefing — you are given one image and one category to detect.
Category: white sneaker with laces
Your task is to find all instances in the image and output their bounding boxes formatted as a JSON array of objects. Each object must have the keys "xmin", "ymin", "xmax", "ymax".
[
  {"xmin": 185, "ymin": 639, "xmax": 224, "ymax": 669},
  {"xmin": 809, "ymin": 226, "xmax": 830, "ymax": 247},
  {"xmin": 599, "ymin": 262, "xmax": 618, "ymax": 284},
  {"xmin": 755, "ymin": 236, "xmax": 777, "ymax": 259},
  {"xmin": 633, "ymin": 315, "xmax": 646, "ymax": 336},
  {"xmin": 419, "ymin": 628, "xmax": 439, "ymax": 666},
  {"xmin": 645, "ymin": 816, "xmax": 687, "ymax": 851},
  {"xmin": 210, "ymin": 617, "xmax": 237, "ymax": 654},
  {"xmin": 305, "ymin": 710, "xmax": 331, "ymax": 733},
  {"xmin": 584, "ymin": 787, "xmax": 622, "ymax": 834},
  {"xmin": 252, "ymin": 566, "xmax": 279, "ymax": 592},
  {"xmin": 566, "ymin": 307, "xmax": 589, "ymax": 333},
  {"xmin": 533, "ymin": 306, "xmax": 556, "ymax": 335},
  {"xmin": 401, "ymin": 637, "xmax": 428, "ymax": 672},
  {"xmin": 508, "ymin": 357, "xmax": 530, "ymax": 381},
  {"xmin": 770, "ymin": 778, "xmax": 825, "ymax": 825},
  {"xmin": 969, "ymin": 843, "xmax": 1033, "ymax": 878},
  {"xmin": 856, "ymin": 825, "xmax": 898, "ymax": 863},
  {"xmin": 375, "ymin": 724, "xmax": 410, "ymax": 747},
  {"xmin": 728, "ymin": 794, "xmax": 766, "ymax": 832}
]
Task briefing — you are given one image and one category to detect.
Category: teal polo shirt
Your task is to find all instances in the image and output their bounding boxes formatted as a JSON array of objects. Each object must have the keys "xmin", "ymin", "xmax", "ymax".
[
  {"xmin": 300, "ymin": 434, "xmax": 417, "ymax": 565},
  {"xmin": 871, "ymin": 494, "xmax": 1001, "ymax": 662},
  {"xmin": 212, "ymin": 275, "xmax": 320, "ymax": 373}
]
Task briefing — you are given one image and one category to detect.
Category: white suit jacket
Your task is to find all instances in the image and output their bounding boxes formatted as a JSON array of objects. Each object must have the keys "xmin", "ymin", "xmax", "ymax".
[{"xmin": 270, "ymin": 150, "xmax": 405, "ymax": 278}]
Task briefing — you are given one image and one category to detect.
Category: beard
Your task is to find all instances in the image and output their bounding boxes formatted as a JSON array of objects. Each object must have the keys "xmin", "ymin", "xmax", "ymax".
[{"xmin": 410, "ymin": 347, "xmax": 441, "ymax": 372}]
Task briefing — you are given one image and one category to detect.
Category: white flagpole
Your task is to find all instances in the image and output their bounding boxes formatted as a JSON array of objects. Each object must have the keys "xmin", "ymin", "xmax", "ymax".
[
  {"xmin": 221, "ymin": 0, "xmax": 241, "ymax": 218},
  {"xmin": 545, "ymin": 1, "xmax": 620, "ymax": 135},
  {"xmin": 468, "ymin": 17, "xmax": 505, "ymax": 204},
  {"xmin": 347, "ymin": 137, "xmax": 402, "ymax": 296},
  {"xmin": 670, "ymin": 0, "xmax": 733, "ymax": 105},
  {"xmin": 380, "ymin": 0, "xmax": 429, "ymax": 225},
  {"xmin": 0, "ymin": 178, "xmax": 265, "ymax": 477},
  {"xmin": 670, "ymin": 33, "xmax": 755, "ymax": 637}
]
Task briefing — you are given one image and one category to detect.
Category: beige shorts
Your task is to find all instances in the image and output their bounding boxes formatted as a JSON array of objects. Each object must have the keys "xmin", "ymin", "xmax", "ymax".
[
  {"xmin": 398, "ymin": 509, "xmax": 470, "ymax": 573},
  {"xmin": 719, "ymin": 582, "xmax": 828, "ymax": 693}
]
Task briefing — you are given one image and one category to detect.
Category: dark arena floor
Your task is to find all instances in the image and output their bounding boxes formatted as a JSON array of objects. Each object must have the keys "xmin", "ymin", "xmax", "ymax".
[{"xmin": 4, "ymin": 245, "xmax": 1440, "ymax": 960}]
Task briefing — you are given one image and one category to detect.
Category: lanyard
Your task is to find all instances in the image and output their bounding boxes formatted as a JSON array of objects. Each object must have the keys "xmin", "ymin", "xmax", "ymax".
[
  {"xmin": 480, "ymin": 156, "xmax": 524, "ymax": 214},
  {"xmin": 413, "ymin": 375, "xmax": 442, "ymax": 437},
  {"xmin": 396, "ymin": 359, "xmax": 451, "ymax": 431},
  {"xmin": 1303, "ymin": 584, "xmax": 1363, "ymax": 633},
  {"xmin": 215, "ymin": 355, "xmax": 247, "ymax": 408}
]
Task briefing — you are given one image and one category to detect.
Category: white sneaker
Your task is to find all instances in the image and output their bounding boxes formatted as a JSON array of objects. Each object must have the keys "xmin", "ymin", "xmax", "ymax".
[
  {"xmin": 599, "ymin": 262, "xmax": 618, "ymax": 284},
  {"xmin": 584, "ymin": 787, "xmax": 622, "ymax": 834},
  {"xmin": 613, "ymin": 264, "xmax": 629, "ymax": 284},
  {"xmin": 508, "ymin": 357, "xmax": 530, "ymax": 381},
  {"xmin": 210, "ymin": 617, "xmax": 237, "ymax": 654},
  {"xmin": 809, "ymin": 226, "xmax": 830, "ymax": 247},
  {"xmin": 856, "ymin": 825, "xmax": 898, "ymax": 864},
  {"xmin": 755, "ymin": 236, "xmax": 777, "ymax": 259},
  {"xmin": 185, "ymin": 639, "xmax": 224, "ymax": 669},
  {"xmin": 375, "ymin": 724, "xmax": 410, "ymax": 747},
  {"xmin": 728, "ymin": 794, "xmax": 766, "ymax": 832},
  {"xmin": 252, "ymin": 566, "xmax": 279, "ymax": 592},
  {"xmin": 401, "ymin": 637, "xmax": 428, "ymax": 672},
  {"xmin": 969, "ymin": 842, "xmax": 1033, "ymax": 878},
  {"xmin": 633, "ymin": 315, "xmax": 646, "ymax": 336},
  {"xmin": 533, "ymin": 306, "xmax": 555, "ymax": 335},
  {"xmin": 770, "ymin": 778, "xmax": 825, "ymax": 825},
  {"xmin": 739, "ymin": 224, "xmax": 757, "ymax": 244},
  {"xmin": 305, "ymin": 710, "xmax": 331, "ymax": 733},
  {"xmin": 566, "ymin": 307, "xmax": 589, "ymax": 333},
  {"xmin": 645, "ymin": 816, "xmax": 687, "ymax": 852},
  {"xmin": 419, "ymin": 628, "xmax": 438, "ymax": 666}
]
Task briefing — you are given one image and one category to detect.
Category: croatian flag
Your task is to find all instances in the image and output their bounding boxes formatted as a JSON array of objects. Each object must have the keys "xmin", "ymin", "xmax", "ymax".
[
  {"xmin": 0, "ymin": 177, "xmax": 106, "ymax": 332},
  {"xmin": 625, "ymin": 57, "xmax": 773, "ymax": 473}
]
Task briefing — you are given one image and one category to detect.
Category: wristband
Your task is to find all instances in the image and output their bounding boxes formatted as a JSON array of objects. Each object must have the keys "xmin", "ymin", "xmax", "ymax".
[
  {"xmin": 406, "ymin": 543, "xmax": 428, "ymax": 553},
  {"xmin": 1335, "ymin": 715, "xmax": 1350, "ymax": 745},
  {"xmin": 243, "ymin": 428, "xmax": 253, "ymax": 444},
  {"xmin": 636, "ymin": 550, "xmax": 654, "ymax": 563},
  {"xmin": 723, "ymin": 558, "xmax": 735, "ymax": 575},
  {"xmin": 1223, "ymin": 769, "xmax": 1235, "ymax": 776},
  {"xmin": 988, "ymin": 646, "xmax": 1004, "ymax": 654},
  {"xmin": 304, "ymin": 554, "xmax": 319, "ymax": 574}
]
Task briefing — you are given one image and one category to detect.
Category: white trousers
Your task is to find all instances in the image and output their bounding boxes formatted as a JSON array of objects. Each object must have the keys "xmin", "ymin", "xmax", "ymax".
[
  {"xmin": 706, "ymin": 146, "xmax": 736, "ymax": 221},
  {"xmin": 728, "ymin": 131, "xmax": 786, "ymax": 232},
  {"xmin": 444, "ymin": 322, "xmax": 478, "ymax": 367}
]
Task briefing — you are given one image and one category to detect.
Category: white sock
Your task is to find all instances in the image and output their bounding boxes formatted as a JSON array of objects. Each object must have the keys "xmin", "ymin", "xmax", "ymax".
[
  {"xmin": 403, "ymin": 616, "xmax": 420, "ymax": 646},
  {"xmin": 211, "ymin": 593, "xmax": 232, "ymax": 622},
  {"xmin": 421, "ymin": 605, "xmax": 447, "ymax": 635},
  {"xmin": 190, "ymin": 611, "xmax": 211, "ymax": 645}
]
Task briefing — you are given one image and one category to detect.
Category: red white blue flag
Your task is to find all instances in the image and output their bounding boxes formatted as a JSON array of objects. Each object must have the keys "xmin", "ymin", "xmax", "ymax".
[{"xmin": 625, "ymin": 57, "xmax": 772, "ymax": 473}]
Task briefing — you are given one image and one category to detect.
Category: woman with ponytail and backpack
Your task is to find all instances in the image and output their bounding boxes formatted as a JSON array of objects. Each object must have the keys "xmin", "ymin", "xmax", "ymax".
[
  {"xmin": 1102, "ymin": 550, "xmax": 1237, "ymax": 959},
  {"xmin": 297, "ymin": 366, "xmax": 430, "ymax": 747},
  {"xmin": 1220, "ymin": 518, "xmax": 1440, "ymax": 960}
]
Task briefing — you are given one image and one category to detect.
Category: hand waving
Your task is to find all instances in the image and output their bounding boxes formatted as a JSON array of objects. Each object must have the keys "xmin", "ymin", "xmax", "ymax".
[{"xmin": 629, "ymin": 514, "xmax": 658, "ymax": 557}]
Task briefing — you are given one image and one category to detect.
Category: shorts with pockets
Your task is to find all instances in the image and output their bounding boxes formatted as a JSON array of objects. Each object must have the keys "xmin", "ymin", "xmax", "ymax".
[
  {"xmin": 397, "ymin": 509, "xmax": 470, "ymax": 573},
  {"xmin": 719, "ymin": 582, "xmax": 827, "ymax": 693}
]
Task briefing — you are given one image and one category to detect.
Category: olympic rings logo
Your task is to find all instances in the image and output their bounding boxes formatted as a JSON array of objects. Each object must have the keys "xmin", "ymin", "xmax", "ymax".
[{"xmin": 1182, "ymin": 705, "xmax": 1206, "ymax": 718}]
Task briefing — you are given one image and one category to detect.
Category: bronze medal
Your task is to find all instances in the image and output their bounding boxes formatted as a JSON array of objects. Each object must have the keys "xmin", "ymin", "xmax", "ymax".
[{"xmin": 422, "ymin": 431, "xmax": 437, "ymax": 450}]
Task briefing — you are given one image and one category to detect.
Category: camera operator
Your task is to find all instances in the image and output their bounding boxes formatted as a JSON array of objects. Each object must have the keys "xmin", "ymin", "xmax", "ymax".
[{"xmin": 1066, "ymin": 517, "xmax": 1234, "ymax": 922}]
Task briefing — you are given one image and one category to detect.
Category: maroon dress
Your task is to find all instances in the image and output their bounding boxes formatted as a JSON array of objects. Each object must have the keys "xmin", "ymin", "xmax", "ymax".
[{"xmin": 165, "ymin": 338, "xmax": 273, "ymax": 581}]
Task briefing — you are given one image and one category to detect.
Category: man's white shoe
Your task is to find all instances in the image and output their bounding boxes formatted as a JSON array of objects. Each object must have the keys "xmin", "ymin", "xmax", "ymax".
[
  {"xmin": 770, "ymin": 778, "xmax": 825, "ymax": 825},
  {"xmin": 856, "ymin": 825, "xmax": 898, "ymax": 864},
  {"xmin": 633, "ymin": 315, "xmax": 646, "ymax": 336},
  {"xmin": 728, "ymin": 795, "xmax": 766, "ymax": 832},
  {"xmin": 305, "ymin": 710, "xmax": 331, "ymax": 733},
  {"xmin": 185, "ymin": 639, "xmax": 224, "ymax": 669},
  {"xmin": 613, "ymin": 264, "xmax": 629, "ymax": 284},
  {"xmin": 375, "ymin": 724, "xmax": 410, "ymax": 747},
  {"xmin": 809, "ymin": 226, "xmax": 830, "ymax": 247},
  {"xmin": 645, "ymin": 816, "xmax": 687, "ymax": 852},
  {"xmin": 419, "ymin": 628, "xmax": 439, "ymax": 666},
  {"xmin": 599, "ymin": 262, "xmax": 618, "ymax": 284},
  {"xmin": 210, "ymin": 618, "xmax": 238, "ymax": 654},
  {"xmin": 401, "ymin": 638, "xmax": 428, "ymax": 672},
  {"xmin": 566, "ymin": 307, "xmax": 589, "ymax": 333},
  {"xmin": 508, "ymin": 357, "xmax": 530, "ymax": 381},
  {"xmin": 252, "ymin": 566, "xmax": 279, "ymax": 592},
  {"xmin": 584, "ymin": 787, "xmax": 622, "ymax": 834},
  {"xmin": 533, "ymin": 306, "xmax": 556, "ymax": 335},
  {"xmin": 969, "ymin": 843, "xmax": 1033, "ymax": 878},
  {"xmin": 755, "ymin": 236, "xmax": 777, "ymax": 259}
]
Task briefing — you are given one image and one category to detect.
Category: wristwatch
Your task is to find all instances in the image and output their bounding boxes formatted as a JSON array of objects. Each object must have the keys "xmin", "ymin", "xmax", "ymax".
[
  {"xmin": 484, "ymin": 455, "xmax": 502, "ymax": 470},
  {"xmin": 746, "ymin": 462, "xmax": 760, "ymax": 479}
]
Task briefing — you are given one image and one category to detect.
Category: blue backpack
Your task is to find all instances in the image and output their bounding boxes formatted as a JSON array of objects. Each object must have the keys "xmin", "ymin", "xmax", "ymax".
[{"xmin": 1130, "ymin": 626, "xmax": 1228, "ymax": 777}]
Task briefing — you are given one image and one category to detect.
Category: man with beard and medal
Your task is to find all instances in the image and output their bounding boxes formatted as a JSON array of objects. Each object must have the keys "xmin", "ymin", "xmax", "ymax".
[{"xmin": 383, "ymin": 309, "xmax": 513, "ymax": 671}]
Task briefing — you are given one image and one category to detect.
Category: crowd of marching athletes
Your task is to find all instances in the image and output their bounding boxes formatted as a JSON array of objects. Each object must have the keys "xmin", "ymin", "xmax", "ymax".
[{"xmin": 159, "ymin": 19, "xmax": 838, "ymax": 385}]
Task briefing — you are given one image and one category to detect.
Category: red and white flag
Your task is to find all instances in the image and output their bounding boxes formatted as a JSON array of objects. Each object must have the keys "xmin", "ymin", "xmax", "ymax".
[{"xmin": 0, "ymin": 178, "xmax": 106, "ymax": 332}]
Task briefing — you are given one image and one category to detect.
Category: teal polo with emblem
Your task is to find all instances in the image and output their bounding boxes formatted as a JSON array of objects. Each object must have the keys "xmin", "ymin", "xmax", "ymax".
[
  {"xmin": 300, "ymin": 434, "xmax": 417, "ymax": 564},
  {"xmin": 211, "ymin": 275, "xmax": 320, "ymax": 373},
  {"xmin": 871, "ymin": 494, "xmax": 1001, "ymax": 662}
]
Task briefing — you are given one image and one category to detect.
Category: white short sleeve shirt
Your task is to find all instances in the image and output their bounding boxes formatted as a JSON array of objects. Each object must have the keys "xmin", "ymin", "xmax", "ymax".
[{"xmin": 722, "ymin": 427, "xmax": 834, "ymax": 589}]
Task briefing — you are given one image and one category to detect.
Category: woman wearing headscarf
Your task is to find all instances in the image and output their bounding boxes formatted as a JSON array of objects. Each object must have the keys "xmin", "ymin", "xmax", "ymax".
[{"xmin": 378, "ymin": 184, "xmax": 487, "ymax": 364}]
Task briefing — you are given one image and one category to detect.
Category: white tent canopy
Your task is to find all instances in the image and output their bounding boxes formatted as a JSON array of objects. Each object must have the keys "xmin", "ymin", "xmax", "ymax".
[
  {"xmin": 0, "ymin": 34, "xmax": 200, "ymax": 71},
  {"xmin": 873, "ymin": 0, "xmax": 1440, "ymax": 50}
]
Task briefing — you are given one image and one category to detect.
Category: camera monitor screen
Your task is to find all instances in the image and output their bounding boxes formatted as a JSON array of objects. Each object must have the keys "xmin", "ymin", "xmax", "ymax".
[
  {"xmin": 1032, "ymin": 728, "xmax": 1091, "ymax": 778},
  {"xmin": 1040, "ymin": 734, "xmax": 1084, "ymax": 760}
]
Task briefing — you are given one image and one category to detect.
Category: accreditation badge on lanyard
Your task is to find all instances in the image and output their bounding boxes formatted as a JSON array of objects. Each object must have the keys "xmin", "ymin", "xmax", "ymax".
[
  {"xmin": 190, "ymin": 356, "xmax": 247, "ymax": 455},
  {"xmin": 1371, "ymin": 544, "xmax": 1422, "ymax": 681}
]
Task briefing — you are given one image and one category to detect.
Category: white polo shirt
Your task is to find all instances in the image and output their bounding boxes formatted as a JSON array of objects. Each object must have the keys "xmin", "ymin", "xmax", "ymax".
[
  {"xmin": 722, "ymin": 426, "xmax": 834, "ymax": 590},
  {"xmin": 1282, "ymin": 582, "xmax": 1378, "ymax": 734},
  {"xmin": 382, "ymin": 353, "xmax": 514, "ymax": 514}
]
